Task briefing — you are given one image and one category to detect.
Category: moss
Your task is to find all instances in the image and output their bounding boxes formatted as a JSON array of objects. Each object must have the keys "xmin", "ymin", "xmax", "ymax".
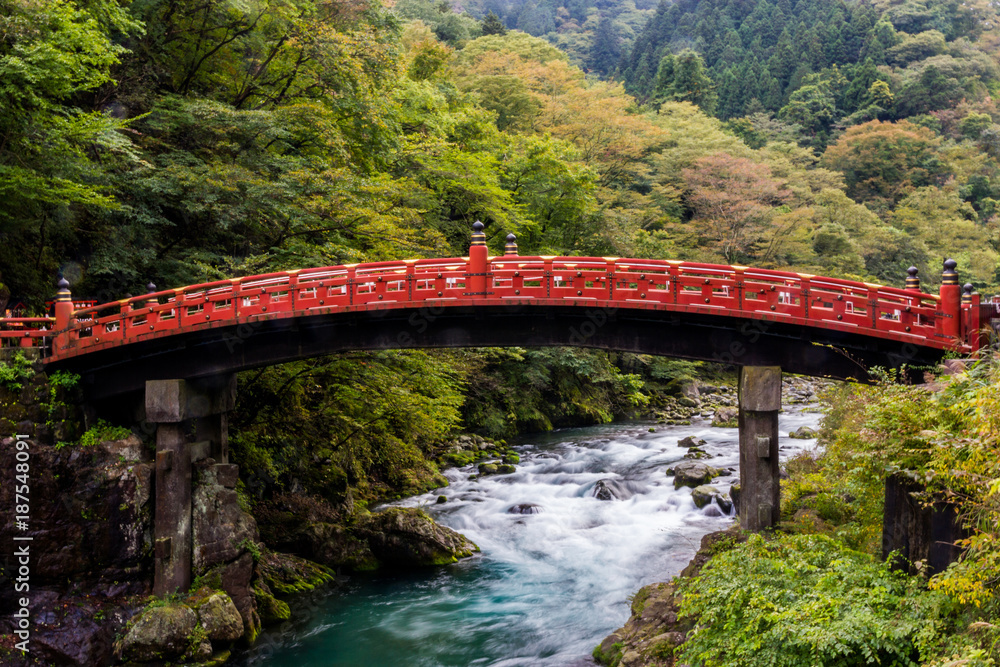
[
  {"xmin": 628, "ymin": 585, "xmax": 653, "ymax": 615},
  {"xmin": 201, "ymin": 650, "xmax": 232, "ymax": 666},
  {"xmin": 257, "ymin": 552, "xmax": 337, "ymax": 596},
  {"xmin": 254, "ymin": 586, "xmax": 291, "ymax": 624},
  {"xmin": 649, "ymin": 634, "xmax": 680, "ymax": 659},
  {"xmin": 592, "ymin": 641, "xmax": 624, "ymax": 666}
]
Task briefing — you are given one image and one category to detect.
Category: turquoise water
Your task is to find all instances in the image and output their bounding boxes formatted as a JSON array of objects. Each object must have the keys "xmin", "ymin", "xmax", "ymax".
[{"xmin": 238, "ymin": 412, "xmax": 821, "ymax": 667}]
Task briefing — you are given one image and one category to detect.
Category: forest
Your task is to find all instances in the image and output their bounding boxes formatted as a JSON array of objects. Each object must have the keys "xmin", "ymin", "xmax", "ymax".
[{"xmin": 4, "ymin": 0, "xmax": 1000, "ymax": 663}]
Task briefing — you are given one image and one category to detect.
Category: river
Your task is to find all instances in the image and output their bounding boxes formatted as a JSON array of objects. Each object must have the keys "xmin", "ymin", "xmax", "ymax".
[{"xmin": 237, "ymin": 406, "xmax": 823, "ymax": 666}]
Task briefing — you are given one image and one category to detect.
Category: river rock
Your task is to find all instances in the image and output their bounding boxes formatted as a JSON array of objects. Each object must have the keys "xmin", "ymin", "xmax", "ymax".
[
  {"xmin": 194, "ymin": 591, "xmax": 244, "ymax": 643},
  {"xmin": 671, "ymin": 461, "xmax": 721, "ymax": 489},
  {"xmin": 677, "ymin": 435, "xmax": 706, "ymax": 448},
  {"xmin": 691, "ymin": 485, "xmax": 720, "ymax": 509},
  {"xmin": 717, "ymin": 493, "xmax": 733, "ymax": 513},
  {"xmin": 729, "ymin": 483, "xmax": 741, "ymax": 514},
  {"xmin": 478, "ymin": 462, "xmax": 515, "ymax": 475},
  {"xmin": 121, "ymin": 603, "xmax": 198, "ymax": 662},
  {"xmin": 788, "ymin": 425, "xmax": 818, "ymax": 439},
  {"xmin": 684, "ymin": 446, "xmax": 712, "ymax": 459},
  {"xmin": 508, "ymin": 503, "xmax": 542, "ymax": 514},
  {"xmin": 711, "ymin": 407, "xmax": 738, "ymax": 427},
  {"xmin": 677, "ymin": 395, "xmax": 699, "ymax": 408},
  {"xmin": 593, "ymin": 478, "xmax": 633, "ymax": 501},
  {"xmin": 359, "ymin": 507, "xmax": 479, "ymax": 567}
]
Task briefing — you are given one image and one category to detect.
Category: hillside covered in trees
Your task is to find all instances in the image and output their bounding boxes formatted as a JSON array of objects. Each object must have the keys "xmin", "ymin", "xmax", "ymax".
[
  {"xmin": 6, "ymin": 0, "xmax": 1000, "ymax": 663},
  {"xmin": 4, "ymin": 0, "xmax": 1000, "ymax": 512}
]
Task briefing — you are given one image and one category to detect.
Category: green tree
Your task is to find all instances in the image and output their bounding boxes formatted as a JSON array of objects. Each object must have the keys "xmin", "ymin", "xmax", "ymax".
[
  {"xmin": 821, "ymin": 120, "xmax": 946, "ymax": 208},
  {"xmin": 0, "ymin": 0, "xmax": 142, "ymax": 302},
  {"xmin": 481, "ymin": 11, "xmax": 507, "ymax": 36}
]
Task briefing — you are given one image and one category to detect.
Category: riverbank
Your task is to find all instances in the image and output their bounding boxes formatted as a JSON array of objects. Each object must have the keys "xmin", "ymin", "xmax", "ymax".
[{"xmin": 595, "ymin": 360, "xmax": 1000, "ymax": 667}]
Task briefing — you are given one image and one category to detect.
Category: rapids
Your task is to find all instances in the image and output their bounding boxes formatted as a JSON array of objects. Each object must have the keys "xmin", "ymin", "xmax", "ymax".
[{"xmin": 239, "ymin": 408, "xmax": 822, "ymax": 666}]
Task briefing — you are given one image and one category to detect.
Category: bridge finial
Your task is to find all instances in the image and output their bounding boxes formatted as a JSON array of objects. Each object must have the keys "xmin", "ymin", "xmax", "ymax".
[
  {"xmin": 963, "ymin": 283, "xmax": 974, "ymax": 305},
  {"xmin": 905, "ymin": 266, "xmax": 920, "ymax": 291},
  {"xmin": 471, "ymin": 221, "xmax": 486, "ymax": 247},
  {"xmin": 942, "ymin": 258, "xmax": 959, "ymax": 285},
  {"xmin": 54, "ymin": 275, "xmax": 74, "ymax": 340},
  {"xmin": 146, "ymin": 281, "xmax": 158, "ymax": 308},
  {"xmin": 505, "ymin": 233, "xmax": 518, "ymax": 256}
]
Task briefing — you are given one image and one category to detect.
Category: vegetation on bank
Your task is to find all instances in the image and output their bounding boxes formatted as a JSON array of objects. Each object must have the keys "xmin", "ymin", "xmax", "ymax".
[
  {"xmin": 229, "ymin": 347, "xmax": 713, "ymax": 508},
  {"xmin": 658, "ymin": 356, "xmax": 1000, "ymax": 666}
]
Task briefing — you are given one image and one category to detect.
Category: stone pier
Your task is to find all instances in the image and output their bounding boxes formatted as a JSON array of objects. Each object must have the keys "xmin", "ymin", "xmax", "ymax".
[
  {"xmin": 738, "ymin": 366, "xmax": 781, "ymax": 531},
  {"xmin": 146, "ymin": 375, "xmax": 236, "ymax": 595}
]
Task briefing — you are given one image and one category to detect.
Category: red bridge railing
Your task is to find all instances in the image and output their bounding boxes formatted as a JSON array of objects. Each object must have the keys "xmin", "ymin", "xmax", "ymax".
[{"xmin": 0, "ymin": 226, "xmax": 984, "ymax": 360}]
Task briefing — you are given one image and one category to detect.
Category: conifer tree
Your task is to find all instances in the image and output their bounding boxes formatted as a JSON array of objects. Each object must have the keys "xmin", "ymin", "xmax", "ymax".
[{"xmin": 481, "ymin": 11, "xmax": 507, "ymax": 36}]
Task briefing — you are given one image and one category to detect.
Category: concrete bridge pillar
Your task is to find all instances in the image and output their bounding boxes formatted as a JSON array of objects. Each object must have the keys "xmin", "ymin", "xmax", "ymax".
[
  {"xmin": 738, "ymin": 366, "xmax": 781, "ymax": 531},
  {"xmin": 146, "ymin": 375, "xmax": 236, "ymax": 595}
]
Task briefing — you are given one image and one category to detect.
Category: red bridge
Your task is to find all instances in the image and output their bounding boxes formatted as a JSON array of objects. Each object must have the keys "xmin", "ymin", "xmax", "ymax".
[
  {"xmin": 2, "ymin": 223, "xmax": 989, "ymax": 590},
  {"xmin": 0, "ymin": 224, "xmax": 985, "ymax": 399}
]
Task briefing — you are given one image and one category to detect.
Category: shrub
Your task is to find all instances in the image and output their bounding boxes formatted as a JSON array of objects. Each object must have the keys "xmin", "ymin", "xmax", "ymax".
[{"xmin": 678, "ymin": 533, "xmax": 940, "ymax": 667}]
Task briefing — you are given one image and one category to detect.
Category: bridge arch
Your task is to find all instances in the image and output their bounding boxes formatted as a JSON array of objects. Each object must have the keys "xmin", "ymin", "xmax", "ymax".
[
  {"xmin": 0, "ymin": 227, "xmax": 981, "ymax": 398},
  {"xmin": 0, "ymin": 225, "xmax": 986, "ymax": 593}
]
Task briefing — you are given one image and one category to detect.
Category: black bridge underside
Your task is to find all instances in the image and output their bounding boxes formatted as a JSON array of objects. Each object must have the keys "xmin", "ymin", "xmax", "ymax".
[{"xmin": 51, "ymin": 305, "xmax": 945, "ymax": 400}]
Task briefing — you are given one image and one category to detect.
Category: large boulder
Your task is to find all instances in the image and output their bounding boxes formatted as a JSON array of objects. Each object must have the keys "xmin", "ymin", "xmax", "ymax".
[
  {"xmin": 121, "ymin": 603, "xmax": 197, "ymax": 662},
  {"xmin": 193, "ymin": 591, "xmax": 244, "ymax": 643},
  {"xmin": 358, "ymin": 507, "xmax": 479, "ymax": 567},
  {"xmin": 192, "ymin": 463, "xmax": 260, "ymax": 576},
  {"xmin": 299, "ymin": 521, "xmax": 378, "ymax": 571},
  {"xmin": 671, "ymin": 461, "xmax": 721, "ymax": 489}
]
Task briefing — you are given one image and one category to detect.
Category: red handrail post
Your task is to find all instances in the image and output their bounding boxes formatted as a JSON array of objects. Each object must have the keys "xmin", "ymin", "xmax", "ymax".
[
  {"xmin": 53, "ymin": 277, "xmax": 75, "ymax": 354},
  {"xmin": 468, "ymin": 221, "xmax": 488, "ymax": 298},
  {"xmin": 961, "ymin": 283, "xmax": 981, "ymax": 351},
  {"xmin": 939, "ymin": 259, "xmax": 961, "ymax": 341}
]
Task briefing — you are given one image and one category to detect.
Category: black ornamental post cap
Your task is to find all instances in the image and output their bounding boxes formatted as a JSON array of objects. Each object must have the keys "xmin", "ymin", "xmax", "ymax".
[
  {"xmin": 147, "ymin": 282, "xmax": 157, "ymax": 293},
  {"xmin": 471, "ymin": 221, "xmax": 486, "ymax": 247},
  {"xmin": 56, "ymin": 276, "xmax": 72, "ymax": 302},
  {"xmin": 942, "ymin": 259, "xmax": 959, "ymax": 285},
  {"xmin": 963, "ymin": 283, "xmax": 974, "ymax": 304},
  {"xmin": 905, "ymin": 266, "xmax": 920, "ymax": 291},
  {"xmin": 505, "ymin": 233, "xmax": 518, "ymax": 255}
]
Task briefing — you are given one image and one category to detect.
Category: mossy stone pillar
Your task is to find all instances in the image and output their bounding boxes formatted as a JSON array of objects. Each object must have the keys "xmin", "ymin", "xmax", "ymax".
[
  {"xmin": 738, "ymin": 366, "xmax": 781, "ymax": 531},
  {"xmin": 146, "ymin": 375, "xmax": 236, "ymax": 596}
]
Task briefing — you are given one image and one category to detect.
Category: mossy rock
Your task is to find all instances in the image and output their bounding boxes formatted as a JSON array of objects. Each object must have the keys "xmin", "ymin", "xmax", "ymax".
[
  {"xmin": 121, "ymin": 602, "xmax": 198, "ymax": 662},
  {"xmin": 257, "ymin": 552, "xmax": 337, "ymax": 597},
  {"xmin": 592, "ymin": 636, "xmax": 624, "ymax": 666},
  {"xmin": 254, "ymin": 585, "xmax": 291, "ymax": 624}
]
